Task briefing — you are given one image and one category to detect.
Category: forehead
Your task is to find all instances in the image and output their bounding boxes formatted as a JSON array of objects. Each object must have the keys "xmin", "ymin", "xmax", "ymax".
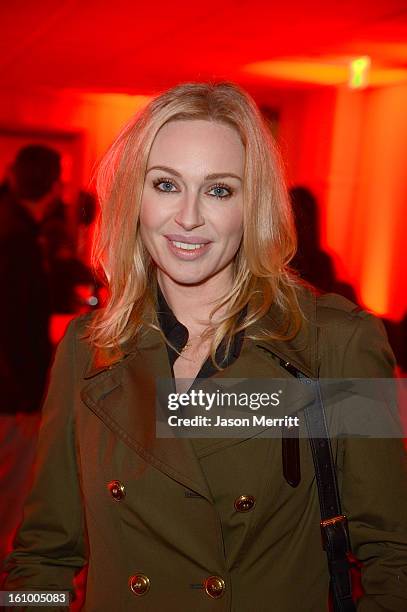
[{"xmin": 148, "ymin": 119, "xmax": 245, "ymax": 172}]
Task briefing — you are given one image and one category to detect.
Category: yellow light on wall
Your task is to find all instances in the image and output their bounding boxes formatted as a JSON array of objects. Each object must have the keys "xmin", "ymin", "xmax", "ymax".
[
  {"xmin": 243, "ymin": 56, "xmax": 407, "ymax": 88},
  {"xmin": 349, "ymin": 56, "xmax": 371, "ymax": 89}
]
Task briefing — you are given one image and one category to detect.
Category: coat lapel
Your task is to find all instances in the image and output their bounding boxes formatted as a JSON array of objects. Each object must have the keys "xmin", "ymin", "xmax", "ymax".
[
  {"xmin": 81, "ymin": 327, "xmax": 215, "ymax": 501},
  {"xmin": 81, "ymin": 288, "xmax": 318, "ymax": 502}
]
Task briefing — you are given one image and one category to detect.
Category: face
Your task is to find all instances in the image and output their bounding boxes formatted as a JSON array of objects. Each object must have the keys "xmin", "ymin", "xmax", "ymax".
[{"xmin": 139, "ymin": 119, "xmax": 245, "ymax": 288}]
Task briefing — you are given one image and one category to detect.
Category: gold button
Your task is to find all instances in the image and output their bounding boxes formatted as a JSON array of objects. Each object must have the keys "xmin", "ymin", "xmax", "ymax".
[
  {"xmin": 108, "ymin": 480, "xmax": 125, "ymax": 501},
  {"xmin": 204, "ymin": 575, "xmax": 225, "ymax": 598},
  {"xmin": 129, "ymin": 573, "xmax": 150, "ymax": 596},
  {"xmin": 234, "ymin": 494, "xmax": 255, "ymax": 512}
]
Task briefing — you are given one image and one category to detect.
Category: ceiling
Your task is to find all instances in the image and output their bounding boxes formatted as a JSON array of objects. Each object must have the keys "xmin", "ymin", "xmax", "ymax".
[{"xmin": 1, "ymin": 0, "xmax": 407, "ymax": 93}]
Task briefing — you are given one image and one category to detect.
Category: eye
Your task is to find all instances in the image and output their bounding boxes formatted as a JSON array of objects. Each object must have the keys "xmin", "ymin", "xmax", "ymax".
[
  {"xmin": 153, "ymin": 178, "xmax": 178, "ymax": 193},
  {"xmin": 207, "ymin": 183, "xmax": 233, "ymax": 199}
]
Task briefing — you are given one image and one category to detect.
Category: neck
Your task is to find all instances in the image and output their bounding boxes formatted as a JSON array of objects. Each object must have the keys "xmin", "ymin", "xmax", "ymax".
[{"xmin": 157, "ymin": 267, "xmax": 234, "ymax": 334}]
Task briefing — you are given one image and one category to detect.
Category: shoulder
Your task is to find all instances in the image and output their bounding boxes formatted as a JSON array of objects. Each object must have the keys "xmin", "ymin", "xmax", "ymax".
[
  {"xmin": 295, "ymin": 286, "xmax": 394, "ymax": 377},
  {"xmin": 56, "ymin": 312, "xmax": 95, "ymax": 375},
  {"xmin": 60, "ymin": 311, "xmax": 124, "ymax": 380},
  {"xmin": 297, "ymin": 284, "xmax": 386, "ymax": 337},
  {"xmin": 315, "ymin": 291, "xmax": 389, "ymax": 350}
]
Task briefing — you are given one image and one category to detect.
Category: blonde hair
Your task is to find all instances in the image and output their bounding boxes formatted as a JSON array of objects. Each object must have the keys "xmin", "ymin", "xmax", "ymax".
[{"xmin": 88, "ymin": 81, "xmax": 303, "ymax": 369}]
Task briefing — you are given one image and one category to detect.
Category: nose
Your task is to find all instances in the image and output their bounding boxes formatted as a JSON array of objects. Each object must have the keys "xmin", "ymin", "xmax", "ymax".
[{"xmin": 174, "ymin": 190, "xmax": 205, "ymax": 230}]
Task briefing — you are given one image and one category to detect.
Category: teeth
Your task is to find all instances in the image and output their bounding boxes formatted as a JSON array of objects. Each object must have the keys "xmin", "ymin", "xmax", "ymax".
[{"xmin": 172, "ymin": 241, "xmax": 205, "ymax": 251}]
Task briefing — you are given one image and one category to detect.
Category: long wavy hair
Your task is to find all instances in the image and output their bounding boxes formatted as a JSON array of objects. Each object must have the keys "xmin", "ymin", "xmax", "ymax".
[{"xmin": 88, "ymin": 81, "xmax": 304, "ymax": 369}]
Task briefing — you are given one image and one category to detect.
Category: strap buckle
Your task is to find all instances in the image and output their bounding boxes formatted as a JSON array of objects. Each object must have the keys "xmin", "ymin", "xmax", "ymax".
[{"xmin": 320, "ymin": 514, "xmax": 350, "ymax": 552}]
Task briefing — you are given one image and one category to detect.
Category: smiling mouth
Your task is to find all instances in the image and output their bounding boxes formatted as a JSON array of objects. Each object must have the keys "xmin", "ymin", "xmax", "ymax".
[
  {"xmin": 165, "ymin": 237, "xmax": 212, "ymax": 259},
  {"xmin": 170, "ymin": 240, "xmax": 206, "ymax": 251}
]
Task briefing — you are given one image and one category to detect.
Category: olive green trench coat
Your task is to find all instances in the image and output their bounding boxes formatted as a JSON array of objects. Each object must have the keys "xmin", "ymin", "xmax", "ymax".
[{"xmin": 3, "ymin": 289, "xmax": 407, "ymax": 611}]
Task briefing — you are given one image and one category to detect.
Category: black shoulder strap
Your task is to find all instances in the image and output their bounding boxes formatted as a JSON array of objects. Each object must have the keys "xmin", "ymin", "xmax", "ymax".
[
  {"xmin": 277, "ymin": 357, "xmax": 356, "ymax": 612},
  {"xmin": 302, "ymin": 376, "xmax": 355, "ymax": 612}
]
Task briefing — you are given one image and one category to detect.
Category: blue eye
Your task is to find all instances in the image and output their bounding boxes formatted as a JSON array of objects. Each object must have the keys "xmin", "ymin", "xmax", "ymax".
[
  {"xmin": 153, "ymin": 179, "xmax": 177, "ymax": 192},
  {"xmin": 208, "ymin": 184, "xmax": 232, "ymax": 199}
]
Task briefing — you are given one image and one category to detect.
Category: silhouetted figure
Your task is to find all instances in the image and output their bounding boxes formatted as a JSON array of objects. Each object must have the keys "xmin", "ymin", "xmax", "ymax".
[
  {"xmin": 77, "ymin": 189, "xmax": 97, "ymax": 229},
  {"xmin": 73, "ymin": 190, "xmax": 101, "ymax": 313},
  {"xmin": 0, "ymin": 145, "xmax": 60, "ymax": 412},
  {"xmin": 290, "ymin": 186, "xmax": 357, "ymax": 303},
  {"xmin": 40, "ymin": 188, "xmax": 95, "ymax": 314},
  {"xmin": 289, "ymin": 187, "xmax": 407, "ymax": 371},
  {"xmin": 45, "ymin": 193, "xmax": 95, "ymax": 314},
  {"xmin": 0, "ymin": 144, "xmax": 60, "ymax": 569},
  {"xmin": 46, "ymin": 189, "xmax": 98, "ymax": 314}
]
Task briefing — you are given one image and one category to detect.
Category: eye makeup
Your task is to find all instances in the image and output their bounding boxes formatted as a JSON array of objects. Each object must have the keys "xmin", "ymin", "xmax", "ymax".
[
  {"xmin": 207, "ymin": 182, "xmax": 234, "ymax": 199},
  {"xmin": 152, "ymin": 177, "xmax": 177, "ymax": 192},
  {"xmin": 152, "ymin": 177, "xmax": 234, "ymax": 199}
]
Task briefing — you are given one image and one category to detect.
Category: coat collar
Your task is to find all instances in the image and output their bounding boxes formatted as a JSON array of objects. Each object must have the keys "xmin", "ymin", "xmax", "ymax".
[
  {"xmin": 83, "ymin": 285, "xmax": 318, "ymax": 380},
  {"xmin": 81, "ymin": 287, "xmax": 318, "ymax": 502}
]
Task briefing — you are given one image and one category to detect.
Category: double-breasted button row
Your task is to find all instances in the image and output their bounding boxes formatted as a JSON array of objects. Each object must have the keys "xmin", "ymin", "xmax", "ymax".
[
  {"xmin": 128, "ymin": 574, "xmax": 225, "ymax": 598},
  {"xmin": 234, "ymin": 494, "xmax": 255, "ymax": 512},
  {"xmin": 204, "ymin": 575, "xmax": 225, "ymax": 598},
  {"xmin": 129, "ymin": 573, "xmax": 150, "ymax": 596},
  {"xmin": 108, "ymin": 480, "xmax": 126, "ymax": 501}
]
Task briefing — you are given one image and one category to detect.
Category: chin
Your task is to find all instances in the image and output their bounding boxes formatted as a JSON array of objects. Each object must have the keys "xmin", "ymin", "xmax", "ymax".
[{"xmin": 158, "ymin": 266, "xmax": 214, "ymax": 287}]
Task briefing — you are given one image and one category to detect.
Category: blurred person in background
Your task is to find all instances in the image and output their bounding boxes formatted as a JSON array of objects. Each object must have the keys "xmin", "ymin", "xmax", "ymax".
[
  {"xmin": 290, "ymin": 186, "xmax": 357, "ymax": 302},
  {"xmin": 0, "ymin": 144, "xmax": 61, "ymax": 567},
  {"xmin": 76, "ymin": 189, "xmax": 97, "ymax": 267},
  {"xmin": 42, "ymin": 187, "xmax": 98, "ymax": 317},
  {"xmin": 66, "ymin": 189, "xmax": 100, "ymax": 314},
  {"xmin": 289, "ymin": 186, "xmax": 407, "ymax": 373}
]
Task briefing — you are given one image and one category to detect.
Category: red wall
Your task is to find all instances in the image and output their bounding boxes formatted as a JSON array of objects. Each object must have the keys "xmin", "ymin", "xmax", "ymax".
[{"xmin": 0, "ymin": 82, "xmax": 405, "ymax": 319}]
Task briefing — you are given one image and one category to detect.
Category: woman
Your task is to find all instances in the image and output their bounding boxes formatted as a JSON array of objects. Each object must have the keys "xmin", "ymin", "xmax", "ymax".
[{"xmin": 3, "ymin": 82, "xmax": 407, "ymax": 611}]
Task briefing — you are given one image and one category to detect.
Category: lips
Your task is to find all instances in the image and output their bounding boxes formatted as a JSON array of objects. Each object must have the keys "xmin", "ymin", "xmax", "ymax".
[
  {"xmin": 165, "ymin": 236, "xmax": 212, "ymax": 260},
  {"xmin": 164, "ymin": 234, "xmax": 212, "ymax": 245}
]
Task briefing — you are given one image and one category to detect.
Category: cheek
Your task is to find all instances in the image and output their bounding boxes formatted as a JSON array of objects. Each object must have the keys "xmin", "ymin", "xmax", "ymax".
[
  {"xmin": 139, "ymin": 196, "xmax": 163, "ymax": 231},
  {"xmin": 221, "ymin": 207, "xmax": 244, "ymax": 242},
  {"xmin": 139, "ymin": 200, "xmax": 159, "ymax": 255}
]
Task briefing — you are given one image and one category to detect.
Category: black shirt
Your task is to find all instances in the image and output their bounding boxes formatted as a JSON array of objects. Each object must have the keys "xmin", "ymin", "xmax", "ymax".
[{"xmin": 156, "ymin": 283, "xmax": 246, "ymax": 379}]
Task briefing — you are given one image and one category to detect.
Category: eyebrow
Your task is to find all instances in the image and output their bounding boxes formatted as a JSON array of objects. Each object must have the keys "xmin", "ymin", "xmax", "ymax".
[{"xmin": 146, "ymin": 165, "xmax": 242, "ymax": 182}]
